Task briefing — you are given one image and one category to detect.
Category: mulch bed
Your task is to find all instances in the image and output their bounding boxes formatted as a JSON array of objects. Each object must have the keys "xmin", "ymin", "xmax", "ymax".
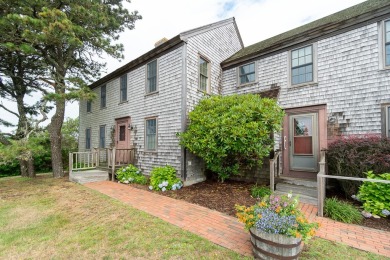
[{"xmin": 128, "ymin": 179, "xmax": 390, "ymax": 232}]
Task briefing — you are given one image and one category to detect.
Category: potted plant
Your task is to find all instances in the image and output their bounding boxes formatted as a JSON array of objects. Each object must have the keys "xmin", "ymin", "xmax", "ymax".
[{"xmin": 236, "ymin": 193, "xmax": 319, "ymax": 259}]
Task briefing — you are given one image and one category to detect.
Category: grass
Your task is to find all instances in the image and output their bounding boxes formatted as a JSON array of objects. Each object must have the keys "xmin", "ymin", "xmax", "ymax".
[
  {"xmin": 0, "ymin": 175, "xmax": 388, "ymax": 260},
  {"xmin": 324, "ymin": 197, "xmax": 363, "ymax": 224}
]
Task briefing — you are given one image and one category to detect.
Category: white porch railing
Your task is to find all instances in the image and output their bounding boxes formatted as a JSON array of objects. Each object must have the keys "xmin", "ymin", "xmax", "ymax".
[
  {"xmin": 269, "ymin": 150, "xmax": 282, "ymax": 192},
  {"xmin": 69, "ymin": 147, "xmax": 135, "ymax": 181}
]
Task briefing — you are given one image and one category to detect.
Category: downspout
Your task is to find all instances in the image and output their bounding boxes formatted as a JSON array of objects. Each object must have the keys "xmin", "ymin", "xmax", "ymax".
[{"xmin": 180, "ymin": 43, "xmax": 188, "ymax": 181}]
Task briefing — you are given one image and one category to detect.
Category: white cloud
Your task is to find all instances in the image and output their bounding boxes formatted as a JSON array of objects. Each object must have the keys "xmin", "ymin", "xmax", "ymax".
[{"xmin": 0, "ymin": 0, "xmax": 365, "ymax": 133}]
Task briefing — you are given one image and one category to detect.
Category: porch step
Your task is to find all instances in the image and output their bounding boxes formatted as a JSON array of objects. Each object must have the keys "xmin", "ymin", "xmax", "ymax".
[
  {"xmin": 273, "ymin": 191, "xmax": 318, "ymax": 205},
  {"xmin": 275, "ymin": 177, "xmax": 318, "ymax": 205},
  {"xmin": 69, "ymin": 170, "xmax": 109, "ymax": 184},
  {"xmin": 277, "ymin": 176, "xmax": 317, "ymax": 188}
]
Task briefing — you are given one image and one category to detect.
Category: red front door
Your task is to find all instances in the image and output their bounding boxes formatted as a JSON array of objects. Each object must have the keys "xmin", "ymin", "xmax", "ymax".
[{"xmin": 115, "ymin": 117, "xmax": 131, "ymax": 164}]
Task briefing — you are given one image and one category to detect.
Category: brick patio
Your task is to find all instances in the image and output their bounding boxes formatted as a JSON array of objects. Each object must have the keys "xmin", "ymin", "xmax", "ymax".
[{"xmin": 85, "ymin": 181, "xmax": 390, "ymax": 257}]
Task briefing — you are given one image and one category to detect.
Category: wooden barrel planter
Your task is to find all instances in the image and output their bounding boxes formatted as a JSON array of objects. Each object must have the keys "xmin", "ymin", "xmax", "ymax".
[{"xmin": 249, "ymin": 228, "xmax": 302, "ymax": 259}]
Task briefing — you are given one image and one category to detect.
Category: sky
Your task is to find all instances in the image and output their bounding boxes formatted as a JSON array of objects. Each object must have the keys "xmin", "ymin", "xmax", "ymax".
[{"xmin": 0, "ymin": 0, "xmax": 366, "ymax": 133}]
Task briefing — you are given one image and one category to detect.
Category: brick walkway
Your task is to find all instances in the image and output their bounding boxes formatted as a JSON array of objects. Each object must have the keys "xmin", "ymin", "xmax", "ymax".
[{"xmin": 85, "ymin": 181, "xmax": 390, "ymax": 257}]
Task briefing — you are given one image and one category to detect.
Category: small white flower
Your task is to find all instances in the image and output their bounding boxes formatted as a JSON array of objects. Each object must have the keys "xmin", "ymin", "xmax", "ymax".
[
  {"xmin": 158, "ymin": 183, "xmax": 163, "ymax": 188},
  {"xmin": 162, "ymin": 187, "xmax": 166, "ymax": 192},
  {"xmin": 148, "ymin": 186, "xmax": 153, "ymax": 190},
  {"xmin": 123, "ymin": 180, "xmax": 129, "ymax": 184},
  {"xmin": 287, "ymin": 193, "xmax": 292, "ymax": 198}
]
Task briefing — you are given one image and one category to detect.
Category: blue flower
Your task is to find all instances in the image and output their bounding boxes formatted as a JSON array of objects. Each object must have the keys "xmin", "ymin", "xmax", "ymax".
[
  {"xmin": 382, "ymin": 209, "xmax": 390, "ymax": 216},
  {"xmin": 162, "ymin": 187, "xmax": 166, "ymax": 192}
]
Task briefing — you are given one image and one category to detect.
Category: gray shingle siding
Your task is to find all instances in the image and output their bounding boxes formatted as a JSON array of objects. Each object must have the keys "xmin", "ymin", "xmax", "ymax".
[
  {"xmin": 79, "ymin": 45, "xmax": 184, "ymax": 176},
  {"xmin": 222, "ymin": 21, "xmax": 390, "ymax": 138},
  {"xmin": 184, "ymin": 22, "xmax": 243, "ymax": 183}
]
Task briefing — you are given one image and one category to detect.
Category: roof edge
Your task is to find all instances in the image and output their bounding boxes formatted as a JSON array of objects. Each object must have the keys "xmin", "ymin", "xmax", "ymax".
[
  {"xmin": 89, "ymin": 35, "xmax": 182, "ymax": 89},
  {"xmin": 179, "ymin": 17, "xmax": 235, "ymax": 41}
]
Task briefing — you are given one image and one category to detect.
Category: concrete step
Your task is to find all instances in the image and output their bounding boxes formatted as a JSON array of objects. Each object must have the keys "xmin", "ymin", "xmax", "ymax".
[
  {"xmin": 277, "ymin": 176, "xmax": 317, "ymax": 188},
  {"xmin": 276, "ymin": 183, "xmax": 317, "ymax": 198},
  {"xmin": 274, "ymin": 191, "xmax": 318, "ymax": 205},
  {"xmin": 70, "ymin": 170, "xmax": 108, "ymax": 184}
]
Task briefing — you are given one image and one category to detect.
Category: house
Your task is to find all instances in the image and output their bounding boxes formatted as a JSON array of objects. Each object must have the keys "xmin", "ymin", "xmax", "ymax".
[
  {"xmin": 78, "ymin": 18, "xmax": 243, "ymax": 185},
  {"xmin": 79, "ymin": 0, "xmax": 390, "ymax": 186}
]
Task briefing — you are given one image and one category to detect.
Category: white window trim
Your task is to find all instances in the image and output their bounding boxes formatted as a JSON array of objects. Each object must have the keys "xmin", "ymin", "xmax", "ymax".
[
  {"xmin": 287, "ymin": 43, "xmax": 318, "ymax": 88},
  {"xmin": 86, "ymin": 100, "xmax": 92, "ymax": 113},
  {"xmin": 145, "ymin": 59, "xmax": 159, "ymax": 95},
  {"xmin": 236, "ymin": 61, "xmax": 258, "ymax": 87},
  {"xmin": 198, "ymin": 54, "xmax": 211, "ymax": 93},
  {"xmin": 379, "ymin": 19, "xmax": 390, "ymax": 70},
  {"xmin": 144, "ymin": 117, "xmax": 158, "ymax": 152},
  {"xmin": 386, "ymin": 105, "xmax": 390, "ymax": 137}
]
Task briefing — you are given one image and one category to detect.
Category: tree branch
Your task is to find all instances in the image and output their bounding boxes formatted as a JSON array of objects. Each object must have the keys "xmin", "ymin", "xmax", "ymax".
[
  {"xmin": 0, "ymin": 103, "xmax": 19, "ymax": 118},
  {"xmin": 25, "ymin": 100, "xmax": 48, "ymax": 139}
]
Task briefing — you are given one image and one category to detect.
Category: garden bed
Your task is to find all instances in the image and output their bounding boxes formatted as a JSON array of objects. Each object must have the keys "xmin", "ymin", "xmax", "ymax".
[{"xmin": 129, "ymin": 179, "xmax": 390, "ymax": 232}]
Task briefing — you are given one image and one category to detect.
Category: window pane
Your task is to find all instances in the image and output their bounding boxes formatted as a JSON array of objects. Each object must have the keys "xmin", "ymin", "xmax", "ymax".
[
  {"xmin": 86, "ymin": 129, "xmax": 91, "ymax": 149},
  {"xmin": 147, "ymin": 60, "xmax": 157, "ymax": 93},
  {"xmin": 386, "ymin": 32, "xmax": 390, "ymax": 43},
  {"xmin": 386, "ymin": 44, "xmax": 390, "ymax": 66},
  {"xmin": 239, "ymin": 63, "xmax": 255, "ymax": 84},
  {"xmin": 298, "ymin": 48, "xmax": 304, "ymax": 57},
  {"xmin": 119, "ymin": 125, "xmax": 126, "ymax": 141},
  {"xmin": 386, "ymin": 20, "xmax": 390, "ymax": 33},
  {"xmin": 87, "ymin": 101, "xmax": 91, "ymax": 112},
  {"xmin": 293, "ymin": 117, "xmax": 313, "ymax": 155},
  {"xmin": 305, "ymin": 46, "xmax": 312, "ymax": 55},
  {"xmin": 292, "ymin": 50, "xmax": 298, "ymax": 59},
  {"xmin": 146, "ymin": 119, "xmax": 157, "ymax": 150},
  {"xmin": 305, "ymin": 54, "xmax": 312, "ymax": 64},
  {"xmin": 298, "ymin": 57, "xmax": 305, "ymax": 65},
  {"xmin": 100, "ymin": 126, "xmax": 105, "ymax": 148},
  {"xmin": 101, "ymin": 85, "xmax": 106, "ymax": 108},
  {"xmin": 292, "ymin": 58, "xmax": 298, "ymax": 67},
  {"xmin": 120, "ymin": 75, "xmax": 127, "ymax": 101}
]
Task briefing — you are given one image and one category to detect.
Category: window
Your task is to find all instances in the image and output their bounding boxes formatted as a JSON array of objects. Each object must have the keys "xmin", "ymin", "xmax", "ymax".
[
  {"xmin": 385, "ymin": 20, "xmax": 390, "ymax": 67},
  {"xmin": 291, "ymin": 45, "xmax": 313, "ymax": 85},
  {"xmin": 199, "ymin": 57, "xmax": 209, "ymax": 91},
  {"xmin": 99, "ymin": 126, "xmax": 105, "ymax": 148},
  {"xmin": 145, "ymin": 118, "xmax": 157, "ymax": 151},
  {"xmin": 120, "ymin": 74, "xmax": 127, "ymax": 102},
  {"xmin": 238, "ymin": 62, "xmax": 255, "ymax": 85},
  {"xmin": 387, "ymin": 106, "xmax": 390, "ymax": 137},
  {"xmin": 119, "ymin": 125, "xmax": 126, "ymax": 141},
  {"xmin": 100, "ymin": 85, "xmax": 106, "ymax": 108},
  {"xmin": 146, "ymin": 60, "xmax": 157, "ymax": 93},
  {"xmin": 86, "ymin": 100, "xmax": 91, "ymax": 113},
  {"xmin": 85, "ymin": 128, "xmax": 91, "ymax": 150}
]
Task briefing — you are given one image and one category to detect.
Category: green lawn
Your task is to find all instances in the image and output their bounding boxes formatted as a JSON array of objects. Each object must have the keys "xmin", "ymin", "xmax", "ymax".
[{"xmin": 0, "ymin": 175, "xmax": 388, "ymax": 259}]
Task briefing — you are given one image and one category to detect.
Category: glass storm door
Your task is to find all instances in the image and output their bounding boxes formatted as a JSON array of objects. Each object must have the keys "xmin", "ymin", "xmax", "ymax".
[{"xmin": 289, "ymin": 113, "xmax": 318, "ymax": 172}]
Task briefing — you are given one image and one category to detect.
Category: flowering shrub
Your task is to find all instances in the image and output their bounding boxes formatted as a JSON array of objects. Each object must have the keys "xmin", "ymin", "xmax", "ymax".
[
  {"xmin": 326, "ymin": 135, "xmax": 390, "ymax": 197},
  {"xmin": 149, "ymin": 165, "xmax": 183, "ymax": 191},
  {"xmin": 236, "ymin": 194, "xmax": 319, "ymax": 242},
  {"xmin": 116, "ymin": 164, "xmax": 148, "ymax": 185},
  {"xmin": 357, "ymin": 171, "xmax": 390, "ymax": 217}
]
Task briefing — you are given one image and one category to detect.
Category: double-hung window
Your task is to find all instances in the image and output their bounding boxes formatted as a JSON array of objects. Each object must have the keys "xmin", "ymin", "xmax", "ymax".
[
  {"xmin": 145, "ymin": 118, "xmax": 157, "ymax": 151},
  {"xmin": 120, "ymin": 74, "xmax": 127, "ymax": 102},
  {"xmin": 100, "ymin": 85, "xmax": 106, "ymax": 108},
  {"xmin": 99, "ymin": 125, "xmax": 105, "ymax": 148},
  {"xmin": 146, "ymin": 60, "xmax": 157, "ymax": 93},
  {"xmin": 86, "ymin": 100, "xmax": 91, "ymax": 113},
  {"xmin": 238, "ymin": 62, "xmax": 255, "ymax": 85},
  {"xmin": 85, "ymin": 128, "xmax": 91, "ymax": 150},
  {"xmin": 384, "ymin": 105, "xmax": 390, "ymax": 137},
  {"xmin": 385, "ymin": 20, "xmax": 390, "ymax": 67},
  {"xmin": 199, "ymin": 57, "xmax": 209, "ymax": 91},
  {"xmin": 291, "ymin": 45, "xmax": 313, "ymax": 85}
]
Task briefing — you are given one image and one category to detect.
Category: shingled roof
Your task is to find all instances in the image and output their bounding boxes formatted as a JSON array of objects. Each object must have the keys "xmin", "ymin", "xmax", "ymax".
[{"xmin": 221, "ymin": 0, "xmax": 390, "ymax": 69}]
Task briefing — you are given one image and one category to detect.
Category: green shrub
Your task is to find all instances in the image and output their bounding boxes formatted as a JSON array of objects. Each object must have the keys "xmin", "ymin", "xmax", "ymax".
[
  {"xmin": 179, "ymin": 94, "xmax": 284, "ymax": 182},
  {"xmin": 116, "ymin": 164, "xmax": 148, "ymax": 185},
  {"xmin": 251, "ymin": 185, "xmax": 271, "ymax": 199},
  {"xmin": 357, "ymin": 171, "xmax": 390, "ymax": 217},
  {"xmin": 324, "ymin": 197, "xmax": 363, "ymax": 224},
  {"xmin": 149, "ymin": 165, "xmax": 182, "ymax": 191},
  {"xmin": 326, "ymin": 135, "xmax": 390, "ymax": 197}
]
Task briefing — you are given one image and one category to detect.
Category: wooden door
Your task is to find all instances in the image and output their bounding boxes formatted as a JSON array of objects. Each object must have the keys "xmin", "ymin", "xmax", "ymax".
[{"xmin": 115, "ymin": 117, "xmax": 131, "ymax": 164}]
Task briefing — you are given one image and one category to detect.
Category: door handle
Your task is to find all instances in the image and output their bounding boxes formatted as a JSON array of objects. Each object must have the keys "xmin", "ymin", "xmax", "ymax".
[{"xmin": 284, "ymin": 136, "xmax": 287, "ymax": 150}]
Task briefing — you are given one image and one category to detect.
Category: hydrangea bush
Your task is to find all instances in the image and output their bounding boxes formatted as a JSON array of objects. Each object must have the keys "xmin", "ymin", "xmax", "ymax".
[
  {"xmin": 149, "ymin": 165, "xmax": 183, "ymax": 191},
  {"xmin": 236, "ymin": 194, "xmax": 319, "ymax": 242},
  {"xmin": 116, "ymin": 164, "xmax": 148, "ymax": 185},
  {"xmin": 357, "ymin": 171, "xmax": 390, "ymax": 217}
]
